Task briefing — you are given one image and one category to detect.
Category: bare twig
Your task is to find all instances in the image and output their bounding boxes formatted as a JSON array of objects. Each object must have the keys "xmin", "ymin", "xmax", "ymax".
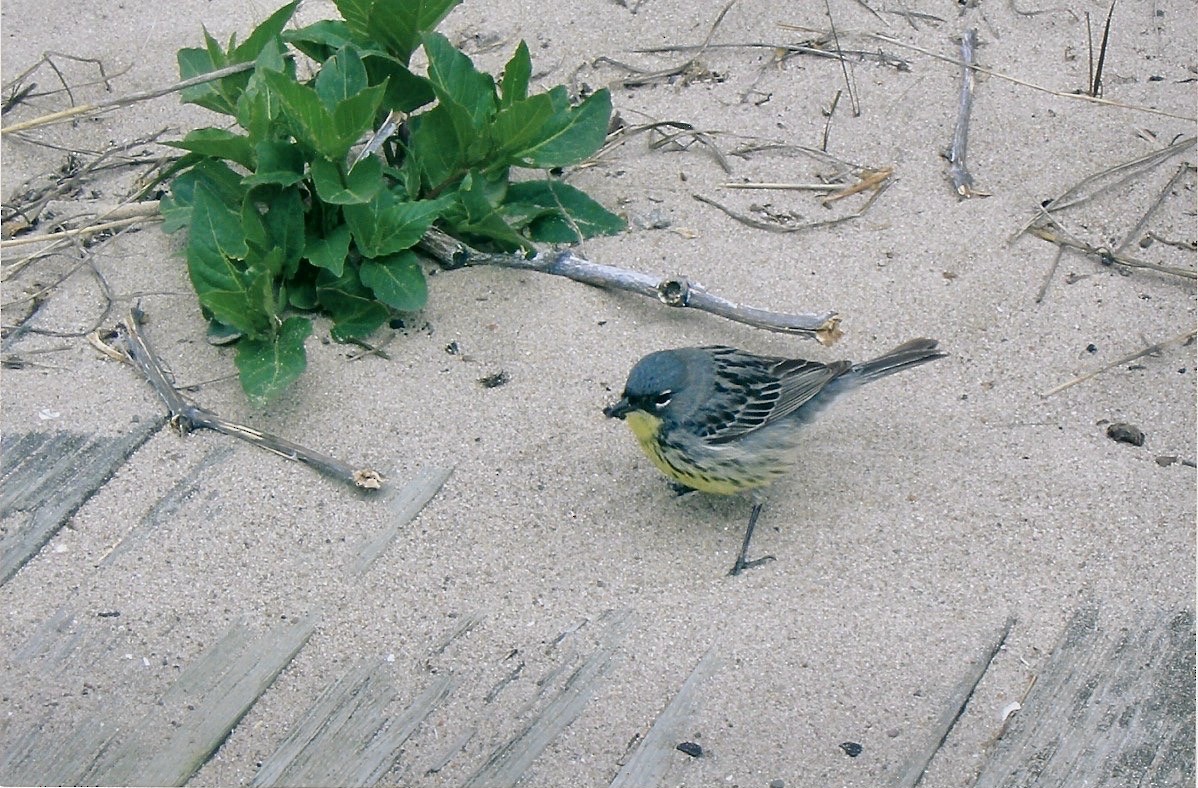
[
  {"xmin": 1114, "ymin": 162, "xmax": 1194, "ymax": 255},
  {"xmin": 1089, "ymin": 0, "xmax": 1117, "ymax": 97},
  {"xmin": 596, "ymin": 119, "xmax": 733, "ymax": 173},
  {"xmin": 1, "ymin": 61, "xmax": 257, "ymax": 135},
  {"xmin": 1028, "ymin": 223, "xmax": 1196, "ymax": 280},
  {"xmin": 637, "ymin": 37, "xmax": 911, "ymax": 71},
  {"xmin": 0, "ymin": 211, "xmax": 159, "ymax": 250},
  {"xmin": 1034, "ymin": 245, "xmax": 1065, "ymax": 303},
  {"xmin": 720, "ymin": 181, "xmax": 840, "ymax": 192},
  {"xmin": 821, "ymin": 89, "xmax": 842, "ymax": 152},
  {"xmin": 947, "ymin": 29, "xmax": 986, "ymax": 198},
  {"xmin": 695, "ymin": 173, "xmax": 891, "ymax": 235},
  {"xmin": 417, "ymin": 227, "xmax": 842, "ymax": 344},
  {"xmin": 871, "ymin": 33, "xmax": 1196, "ymax": 122},
  {"xmin": 823, "ymin": 0, "xmax": 861, "ymax": 116},
  {"xmin": 98, "ymin": 310, "xmax": 385, "ymax": 490},
  {"xmin": 596, "ymin": 0, "xmax": 738, "ymax": 88},
  {"xmin": 1041, "ymin": 329, "xmax": 1197, "ymax": 397},
  {"xmin": 1011, "ymin": 136, "xmax": 1196, "ymax": 242}
]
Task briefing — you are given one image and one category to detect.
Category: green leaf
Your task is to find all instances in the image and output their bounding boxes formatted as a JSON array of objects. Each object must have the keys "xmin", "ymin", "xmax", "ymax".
[
  {"xmin": 191, "ymin": 182, "xmax": 249, "ymax": 261},
  {"xmin": 504, "ymin": 180, "xmax": 625, "ymax": 242},
  {"xmin": 499, "ymin": 41, "xmax": 531, "ymax": 108},
  {"xmin": 285, "ymin": 19, "xmax": 355, "ymax": 62},
  {"xmin": 509, "ymin": 88, "xmax": 611, "ymax": 168},
  {"xmin": 231, "ymin": 1, "xmax": 299, "ymax": 62},
  {"xmin": 491, "ymin": 93, "xmax": 555, "ymax": 164},
  {"xmin": 235, "ymin": 315, "xmax": 311, "ymax": 403},
  {"xmin": 288, "ymin": 274, "xmax": 319, "ymax": 310},
  {"xmin": 161, "ymin": 159, "xmax": 244, "ymax": 233},
  {"xmin": 344, "ymin": 191, "xmax": 448, "ymax": 257},
  {"xmin": 184, "ymin": 182, "xmax": 282, "ymax": 338},
  {"xmin": 263, "ymin": 71, "xmax": 335, "ymax": 155},
  {"xmin": 251, "ymin": 186, "xmax": 306, "ymax": 276},
  {"xmin": 167, "ymin": 128, "xmax": 256, "ymax": 169},
  {"xmin": 306, "ymin": 223, "xmax": 351, "ymax": 276},
  {"xmin": 316, "ymin": 265, "xmax": 390, "ymax": 340},
  {"xmin": 422, "ymin": 32, "xmax": 496, "ymax": 125},
  {"xmin": 178, "ymin": 47, "xmax": 236, "ymax": 115},
  {"xmin": 360, "ymin": 250, "xmax": 427, "ymax": 311},
  {"xmin": 311, "ymin": 156, "xmax": 383, "ymax": 205},
  {"xmin": 363, "ymin": 54, "xmax": 435, "ymax": 113},
  {"xmin": 244, "ymin": 141, "xmax": 306, "ymax": 187},
  {"xmin": 315, "ymin": 45, "xmax": 369, "ymax": 110},
  {"xmin": 405, "ymin": 105, "xmax": 467, "ymax": 189},
  {"xmin": 330, "ymin": 83, "xmax": 388, "ymax": 157},
  {"xmin": 335, "ymin": 0, "xmax": 462, "ymax": 63},
  {"xmin": 443, "ymin": 170, "xmax": 528, "ymax": 249}
]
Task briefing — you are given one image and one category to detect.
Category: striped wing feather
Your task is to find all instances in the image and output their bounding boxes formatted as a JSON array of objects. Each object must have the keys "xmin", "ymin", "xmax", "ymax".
[{"xmin": 695, "ymin": 347, "xmax": 847, "ymax": 443}]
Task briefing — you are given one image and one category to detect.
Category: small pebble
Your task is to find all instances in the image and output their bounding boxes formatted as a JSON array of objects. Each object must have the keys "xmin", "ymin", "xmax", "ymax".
[
  {"xmin": 1106, "ymin": 422, "xmax": 1145, "ymax": 446},
  {"xmin": 840, "ymin": 741, "xmax": 863, "ymax": 757},
  {"xmin": 676, "ymin": 741, "xmax": 703, "ymax": 758}
]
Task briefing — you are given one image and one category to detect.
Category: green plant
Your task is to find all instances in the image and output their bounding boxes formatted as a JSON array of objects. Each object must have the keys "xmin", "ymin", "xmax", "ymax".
[{"xmin": 160, "ymin": 0, "xmax": 623, "ymax": 402}]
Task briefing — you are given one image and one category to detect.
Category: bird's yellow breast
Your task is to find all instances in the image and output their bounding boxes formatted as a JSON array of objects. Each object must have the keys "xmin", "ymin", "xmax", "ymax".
[{"xmin": 622, "ymin": 411, "xmax": 758, "ymax": 495}]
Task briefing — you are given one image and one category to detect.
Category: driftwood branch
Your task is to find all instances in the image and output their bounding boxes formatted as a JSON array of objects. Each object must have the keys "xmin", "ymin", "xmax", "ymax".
[
  {"xmin": 416, "ymin": 228, "xmax": 843, "ymax": 344},
  {"xmin": 94, "ymin": 310, "xmax": 384, "ymax": 490},
  {"xmin": 947, "ymin": 29, "xmax": 985, "ymax": 197}
]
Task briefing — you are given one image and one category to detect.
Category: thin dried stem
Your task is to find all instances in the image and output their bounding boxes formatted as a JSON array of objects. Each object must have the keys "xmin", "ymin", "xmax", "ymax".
[
  {"xmin": 1041, "ymin": 329, "xmax": 1197, "ymax": 397},
  {"xmin": 1, "ymin": 61, "xmax": 257, "ymax": 134},
  {"xmin": 97, "ymin": 310, "xmax": 385, "ymax": 490},
  {"xmin": 872, "ymin": 33, "xmax": 1196, "ymax": 122}
]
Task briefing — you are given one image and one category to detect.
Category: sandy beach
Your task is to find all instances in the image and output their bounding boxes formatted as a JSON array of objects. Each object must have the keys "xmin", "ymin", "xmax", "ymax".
[{"xmin": 2, "ymin": 0, "xmax": 1194, "ymax": 785}]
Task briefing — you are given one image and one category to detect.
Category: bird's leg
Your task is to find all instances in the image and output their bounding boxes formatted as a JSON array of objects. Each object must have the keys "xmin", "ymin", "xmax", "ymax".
[{"xmin": 728, "ymin": 501, "xmax": 775, "ymax": 576}]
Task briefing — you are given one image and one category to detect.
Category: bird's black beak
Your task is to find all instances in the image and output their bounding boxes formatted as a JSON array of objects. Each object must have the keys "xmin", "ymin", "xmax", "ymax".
[{"xmin": 603, "ymin": 397, "xmax": 633, "ymax": 419}]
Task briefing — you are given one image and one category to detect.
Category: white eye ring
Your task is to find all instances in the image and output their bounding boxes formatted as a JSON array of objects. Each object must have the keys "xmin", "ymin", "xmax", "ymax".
[{"xmin": 654, "ymin": 391, "xmax": 673, "ymax": 408}]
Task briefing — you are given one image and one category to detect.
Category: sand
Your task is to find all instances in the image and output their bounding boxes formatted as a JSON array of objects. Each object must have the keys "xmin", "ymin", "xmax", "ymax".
[{"xmin": 2, "ymin": 0, "xmax": 1194, "ymax": 785}]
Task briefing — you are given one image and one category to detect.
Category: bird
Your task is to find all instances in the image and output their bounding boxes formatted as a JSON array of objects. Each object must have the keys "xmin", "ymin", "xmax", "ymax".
[{"xmin": 603, "ymin": 338, "xmax": 945, "ymax": 575}]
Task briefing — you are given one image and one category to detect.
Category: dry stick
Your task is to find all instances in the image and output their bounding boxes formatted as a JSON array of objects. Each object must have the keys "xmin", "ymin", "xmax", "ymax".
[
  {"xmin": 720, "ymin": 181, "xmax": 839, "ymax": 192},
  {"xmin": 1041, "ymin": 329, "xmax": 1197, "ymax": 397},
  {"xmin": 947, "ymin": 29, "xmax": 983, "ymax": 198},
  {"xmin": 821, "ymin": 89, "xmax": 842, "ymax": 152},
  {"xmin": 1114, "ymin": 162, "xmax": 1194, "ymax": 255},
  {"xmin": 0, "ymin": 212, "xmax": 159, "ymax": 250},
  {"xmin": 1034, "ymin": 244, "xmax": 1065, "ymax": 303},
  {"xmin": 1090, "ymin": 0, "xmax": 1117, "ymax": 97},
  {"xmin": 596, "ymin": 0, "xmax": 738, "ymax": 88},
  {"xmin": 823, "ymin": 0, "xmax": 861, "ymax": 116},
  {"xmin": 0, "ymin": 61, "xmax": 257, "ymax": 135},
  {"xmin": 416, "ymin": 227, "xmax": 842, "ymax": 344},
  {"xmin": 102, "ymin": 310, "xmax": 385, "ymax": 490},
  {"xmin": 1028, "ymin": 223, "xmax": 1196, "ymax": 280},
  {"xmin": 871, "ymin": 33, "xmax": 1196, "ymax": 122},
  {"xmin": 695, "ymin": 174, "xmax": 891, "ymax": 234},
  {"xmin": 634, "ymin": 40, "xmax": 911, "ymax": 71},
  {"xmin": 1011, "ymin": 136, "xmax": 1196, "ymax": 242}
]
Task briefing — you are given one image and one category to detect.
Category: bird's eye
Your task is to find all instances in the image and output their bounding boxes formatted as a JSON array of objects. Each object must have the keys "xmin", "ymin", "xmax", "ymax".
[{"xmin": 653, "ymin": 391, "xmax": 673, "ymax": 408}]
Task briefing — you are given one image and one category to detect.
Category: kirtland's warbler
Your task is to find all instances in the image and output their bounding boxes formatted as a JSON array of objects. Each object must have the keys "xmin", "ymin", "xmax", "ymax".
[{"xmin": 604, "ymin": 338, "xmax": 944, "ymax": 575}]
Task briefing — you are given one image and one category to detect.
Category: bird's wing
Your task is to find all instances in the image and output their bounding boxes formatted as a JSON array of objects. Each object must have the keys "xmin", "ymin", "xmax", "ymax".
[{"xmin": 692, "ymin": 347, "xmax": 847, "ymax": 443}]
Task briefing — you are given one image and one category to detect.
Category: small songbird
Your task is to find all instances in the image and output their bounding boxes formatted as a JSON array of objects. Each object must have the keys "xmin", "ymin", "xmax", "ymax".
[{"xmin": 604, "ymin": 338, "xmax": 945, "ymax": 575}]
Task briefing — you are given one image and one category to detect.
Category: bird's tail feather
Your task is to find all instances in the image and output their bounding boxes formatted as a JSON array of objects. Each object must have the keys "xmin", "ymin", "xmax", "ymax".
[{"xmin": 848, "ymin": 338, "xmax": 945, "ymax": 384}]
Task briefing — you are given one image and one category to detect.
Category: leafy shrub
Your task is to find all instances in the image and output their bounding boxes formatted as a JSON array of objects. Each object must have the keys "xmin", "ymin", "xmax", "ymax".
[{"xmin": 161, "ymin": 0, "xmax": 623, "ymax": 401}]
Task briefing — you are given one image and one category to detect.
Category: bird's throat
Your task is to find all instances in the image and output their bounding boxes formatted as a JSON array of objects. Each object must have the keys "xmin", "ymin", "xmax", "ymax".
[{"xmin": 624, "ymin": 411, "xmax": 663, "ymax": 444}]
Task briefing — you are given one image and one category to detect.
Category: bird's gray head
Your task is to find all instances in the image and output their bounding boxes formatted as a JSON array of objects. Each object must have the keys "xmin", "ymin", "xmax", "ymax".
[{"xmin": 603, "ymin": 350, "xmax": 691, "ymax": 420}]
